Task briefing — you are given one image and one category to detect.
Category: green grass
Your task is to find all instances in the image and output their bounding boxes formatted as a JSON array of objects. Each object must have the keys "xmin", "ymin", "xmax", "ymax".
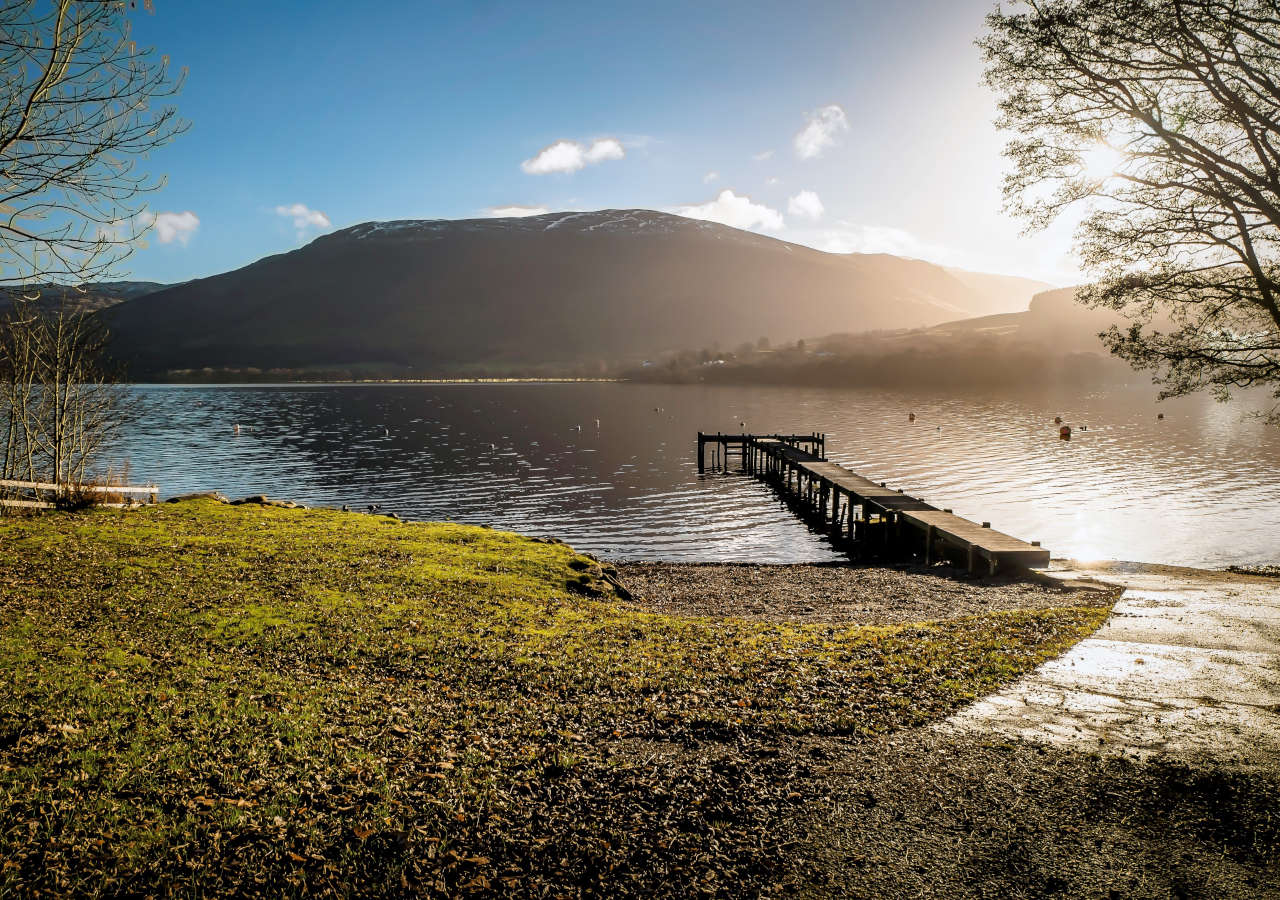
[{"xmin": 0, "ymin": 501, "xmax": 1109, "ymax": 897}]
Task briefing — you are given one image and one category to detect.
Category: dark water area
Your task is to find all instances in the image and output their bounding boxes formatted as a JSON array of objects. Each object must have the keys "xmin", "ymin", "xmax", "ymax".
[{"xmin": 112, "ymin": 382, "xmax": 1280, "ymax": 568}]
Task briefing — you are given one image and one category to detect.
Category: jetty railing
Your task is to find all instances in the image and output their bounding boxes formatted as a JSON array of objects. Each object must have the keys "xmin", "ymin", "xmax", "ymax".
[
  {"xmin": 702, "ymin": 433, "xmax": 1049, "ymax": 576},
  {"xmin": 697, "ymin": 431, "xmax": 824, "ymax": 473}
]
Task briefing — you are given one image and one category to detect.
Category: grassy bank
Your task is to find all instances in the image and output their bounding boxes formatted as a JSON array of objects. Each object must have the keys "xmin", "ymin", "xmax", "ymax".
[{"xmin": 0, "ymin": 501, "xmax": 1109, "ymax": 896}]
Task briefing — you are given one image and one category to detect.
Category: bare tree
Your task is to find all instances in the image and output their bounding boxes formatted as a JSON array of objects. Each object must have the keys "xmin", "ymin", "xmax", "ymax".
[
  {"xmin": 0, "ymin": 297, "xmax": 39, "ymax": 485},
  {"xmin": 982, "ymin": 0, "xmax": 1280, "ymax": 420},
  {"xmin": 0, "ymin": 0, "xmax": 183, "ymax": 503},
  {"xmin": 1, "ymin": 292, "xmax": 123, "ymax": 498}
]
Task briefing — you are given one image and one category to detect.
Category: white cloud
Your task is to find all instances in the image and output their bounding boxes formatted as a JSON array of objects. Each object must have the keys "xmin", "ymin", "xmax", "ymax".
[
  {"xmin": 671, "ymin": 189, "xmax": 784, "ymax": 232},
  {"xmin": 274, "ymin": 203, "xmax": 331, "ymax": 230},
  {"xmin": 521, "ymin": 140, "xmax": 582, "ymax": 174},
  {"xmin": 485, "ymin": 205, "xmax": 550, "ymax": 217},
  {"xmin": 140, "ymin": 210, "xmax": 200, "ymax": 245},
  {"xmin": 703, "ymin": 171, "xmax": 719, "ymax": 183},
  {"xmin": 794, "ymin": 104, "xmax": 848, "ymax": 159},
  {"xmin": 584, "ymin": 137, "xmax": 624, "ymax": 164},
  {"xmin": 765, "ymin": 176, "xmax": 781, "ymax": 186},
  {"xmin": 787, "ymin": 189, "xmax": 824, "ymax": 220},
  {"xmin": 521, "ymin": 137, "xmax": 625, "ymax": 175},
  {"xmin": 753, "ymin": 149, "xmax": 774, "ymax": 161}
]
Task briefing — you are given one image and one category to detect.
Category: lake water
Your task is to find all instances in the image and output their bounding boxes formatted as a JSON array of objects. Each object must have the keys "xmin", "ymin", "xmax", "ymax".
[{"xmin": 112, "ymin": 382, "xmax": 1280, "ymax": 568}]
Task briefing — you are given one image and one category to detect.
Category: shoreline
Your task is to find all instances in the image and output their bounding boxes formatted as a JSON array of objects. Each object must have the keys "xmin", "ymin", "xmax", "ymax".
[
  {"xmin": 144, "ymin": 493, "xmax": 1280, "ymax": 583},
  {"xmin": 126, "ymin": 377, "xmax": 625, "ymax": 387},
  {"xmin": 54, "ymin": 489, "xmax": 1280, "ymax": 583}
]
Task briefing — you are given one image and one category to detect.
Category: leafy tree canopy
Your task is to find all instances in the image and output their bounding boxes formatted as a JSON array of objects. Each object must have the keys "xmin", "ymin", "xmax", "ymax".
[{"xmin": 983, "ymin": 0, "xmax": 1280, "ymax": 420}]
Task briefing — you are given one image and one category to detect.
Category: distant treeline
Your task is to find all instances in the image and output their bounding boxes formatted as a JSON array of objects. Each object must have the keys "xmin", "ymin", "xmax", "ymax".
[
  {"xmin": 155, "ymin": 359, "xmax": 618, "ymax": 383},
  {"xmin": 624, "ymin": 333, "xmax": 1136, "ymax": 389}
]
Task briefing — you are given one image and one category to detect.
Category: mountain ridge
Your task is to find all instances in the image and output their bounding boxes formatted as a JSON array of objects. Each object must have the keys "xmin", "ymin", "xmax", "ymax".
[
  {"xmin": 0, "ymin": 281, "xmax": 168, "ymax": 314},
  {"xmin": 103, "ymin": 209, "xmax": 1051, "ymax": 378}
]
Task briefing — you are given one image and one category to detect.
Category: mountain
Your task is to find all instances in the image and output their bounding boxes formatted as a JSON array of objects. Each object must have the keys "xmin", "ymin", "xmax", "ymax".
[
  {"xmin": 1, "ymin": 281, "xmax": 167, "ymax": 314},
  {"xmin": 104, "ymin": 210, "xmax": 1054, "ymax": 378}
]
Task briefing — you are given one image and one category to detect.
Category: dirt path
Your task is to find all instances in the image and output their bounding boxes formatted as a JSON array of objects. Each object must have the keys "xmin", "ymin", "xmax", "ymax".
[{"xmin": 942, "ymin": 562, "xmax": 1280, "ymax": 772}]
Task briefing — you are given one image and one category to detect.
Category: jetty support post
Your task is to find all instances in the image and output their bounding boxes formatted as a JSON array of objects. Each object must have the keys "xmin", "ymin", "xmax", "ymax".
[{"xmin": 697, "ymin": 432, "xmax": 705, "ymax": 473}]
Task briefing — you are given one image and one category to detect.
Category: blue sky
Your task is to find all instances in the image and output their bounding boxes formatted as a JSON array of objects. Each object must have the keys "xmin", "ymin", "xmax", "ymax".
[{"xmin": 125, "ymin": 0, "xmax": 1082, "ymax": 286}]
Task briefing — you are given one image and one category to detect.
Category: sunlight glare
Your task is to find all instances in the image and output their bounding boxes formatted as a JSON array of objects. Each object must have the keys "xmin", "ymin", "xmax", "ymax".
[{"xmin": 1079, "ymin": 141, "xmax": 1126, "ymax": 182}]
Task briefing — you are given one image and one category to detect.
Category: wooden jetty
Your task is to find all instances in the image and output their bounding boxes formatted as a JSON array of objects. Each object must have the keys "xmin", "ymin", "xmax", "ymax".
[{"xmin": 699, "ymin": 433, "xmax": 1049, "ymax": 576}]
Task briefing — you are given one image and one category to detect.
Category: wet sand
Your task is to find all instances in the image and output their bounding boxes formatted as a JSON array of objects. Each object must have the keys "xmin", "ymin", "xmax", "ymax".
[{"xmin": 944, "ymin": 561, "xmax": 1280, "ymax": 772}]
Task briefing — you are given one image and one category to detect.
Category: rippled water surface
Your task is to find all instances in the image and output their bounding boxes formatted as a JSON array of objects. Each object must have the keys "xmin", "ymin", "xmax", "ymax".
[{"xmin": 113, "ymin": 383, "xmax": 1280, "ymax": 567}]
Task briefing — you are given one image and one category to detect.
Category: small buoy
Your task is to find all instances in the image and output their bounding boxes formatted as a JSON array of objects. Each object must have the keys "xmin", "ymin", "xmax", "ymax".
[
  {"xmin": 1157, "ymin": 412, "xmax": 1164, "ymax": 420},
  {"xmin": 908, "ymin": 412, "xmax": 916, "ymax": 422},
  {"xmin": 1054, "ymin": 415, "xmax": 1063, "ymax": 424},
  {"xmin": 1060, "ymin": 425, "xmax": 1072, "ymax": 440},
  {"xmin": 233, "ymin": 423, "xmax": 240, "ymax": 434}
]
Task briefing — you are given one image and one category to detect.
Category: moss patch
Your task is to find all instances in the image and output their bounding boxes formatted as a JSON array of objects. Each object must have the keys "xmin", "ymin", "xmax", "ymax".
[{"xmin": 0, "ymin": 501, "xmax": 1109, "ymax": 896}]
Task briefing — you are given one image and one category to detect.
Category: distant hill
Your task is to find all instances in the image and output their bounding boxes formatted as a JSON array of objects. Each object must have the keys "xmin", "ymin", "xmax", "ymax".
[
  {"xmin": 1, "ymin": 281, "xmax": 166, "ymax": 314},
  {"xmin": 942, "ymin": 267, "xmax": 1055, "ymax": 317},
  {"xmin": 102, "ymin": 210, "xmax": 1058, "ymax": 378},
  {"xmin": 921, "ymin": 286, "xmax": 1123, "ymax": 351},
  {"xmin": 629, "ymin": 286, "xmax": 1140, "ymax": 389}
]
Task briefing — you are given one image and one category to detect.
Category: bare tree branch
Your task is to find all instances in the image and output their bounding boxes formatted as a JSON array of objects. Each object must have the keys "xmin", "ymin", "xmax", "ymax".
[{"xmin": 0, "ymin": 0, "xmax": 186, "ymax": 286}]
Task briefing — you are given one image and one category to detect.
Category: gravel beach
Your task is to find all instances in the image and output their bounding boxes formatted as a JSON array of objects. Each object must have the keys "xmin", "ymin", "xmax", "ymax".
[{"xmin": 613, "ymin": 561, "xmax": 1116, "ymax": 624}]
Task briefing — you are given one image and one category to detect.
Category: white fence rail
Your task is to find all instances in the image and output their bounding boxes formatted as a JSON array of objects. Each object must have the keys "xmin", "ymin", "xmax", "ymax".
[{"xmin": 0, "ymin": 478, "xmax": 159, "ymax": 509}]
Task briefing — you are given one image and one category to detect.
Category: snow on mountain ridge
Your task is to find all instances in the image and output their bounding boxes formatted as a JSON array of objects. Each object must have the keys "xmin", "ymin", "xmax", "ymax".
[{"xmin": 329, "ymin": 209, "xmax": 787, "ymax": 245}]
